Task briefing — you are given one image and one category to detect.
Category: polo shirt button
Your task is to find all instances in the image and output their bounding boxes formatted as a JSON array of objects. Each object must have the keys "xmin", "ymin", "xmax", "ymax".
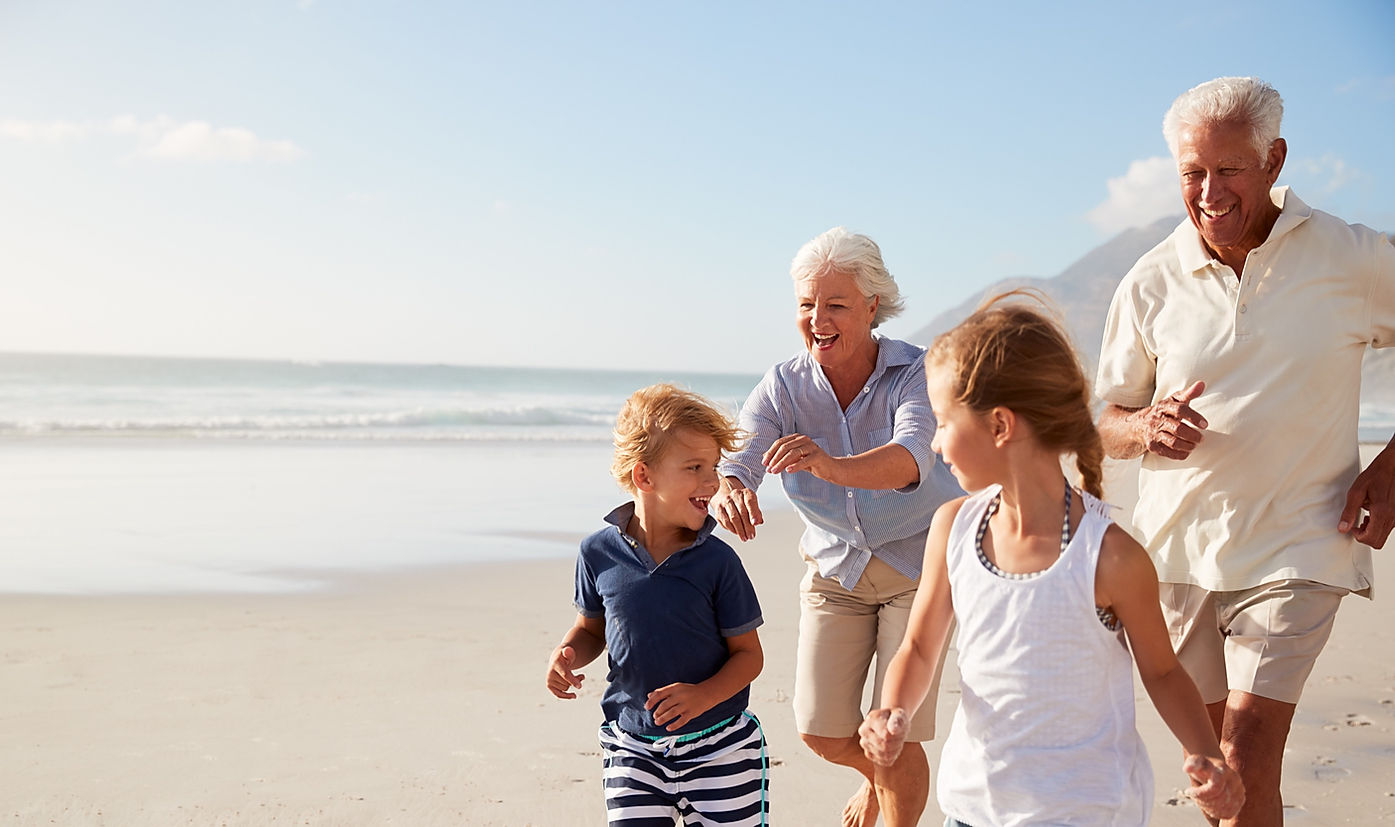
[{"xmin": 1239, "ymin": 304, "xmax": 1248, "ymax": 314}]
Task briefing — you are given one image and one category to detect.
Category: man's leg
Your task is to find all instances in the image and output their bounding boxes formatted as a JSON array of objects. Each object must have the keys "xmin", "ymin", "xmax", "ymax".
[
  {"xmin": 800, "ymin": 734, "xmax": 927, "ymax": 827},
  {"xmin": 1208, "ymin": 580, "xmax": 1345, "ymax": 827},
  {"xmin": 1213, "ymin": 692, "xmax": 1296, "ymax": 827}
]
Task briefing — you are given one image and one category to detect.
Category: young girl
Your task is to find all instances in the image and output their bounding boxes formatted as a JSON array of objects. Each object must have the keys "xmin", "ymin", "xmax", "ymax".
[{"xmin": 858, "ymin": 292, "xmax": 1244, "ymax": 826}]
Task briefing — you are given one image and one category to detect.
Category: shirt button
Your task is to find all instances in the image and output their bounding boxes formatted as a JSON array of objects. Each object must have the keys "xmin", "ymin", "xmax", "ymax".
[
  {"xmin": 847, "ymin": 491, "xmax": 854, "ymax": 498},
  {"xmin": 862, "ymin": 387, "xmax": 870, "ymax": 394},
  {"xmin": 1239, "ymin": 304, "xmax": 1248, "ymax": 314}
]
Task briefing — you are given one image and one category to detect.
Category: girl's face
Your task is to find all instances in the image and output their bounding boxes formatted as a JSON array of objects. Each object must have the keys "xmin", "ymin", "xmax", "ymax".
[{"xmin": 927, "ymin": 363, "xmax": 998, "ymax": 492}]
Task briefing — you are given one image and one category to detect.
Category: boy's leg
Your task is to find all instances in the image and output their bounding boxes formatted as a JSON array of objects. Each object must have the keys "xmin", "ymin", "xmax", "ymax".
[
  {"xmin": 598, "ymin": 722, "xmax": 681, "ymax": 826},
  {"xmin": 670, "ymin": 713, "xmax": 770, "ymax": 826}
]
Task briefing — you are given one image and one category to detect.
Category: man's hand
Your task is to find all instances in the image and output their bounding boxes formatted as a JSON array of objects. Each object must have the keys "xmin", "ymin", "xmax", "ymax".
[
  {"xmin": 858, "ymin": 707, "xmax": 910, "ymax": 767},
  {"xmin": 645, "ymin": 683, "xmax": 714, "ymax": 732},
  {"xmin": 546, "ymin": 645, "xmax": 585, "ymax": 699},
  {"xmin": 1184, "ymin": 754, "xmax": 1245, "ymax": 820},
  {"xmin": 1339, "ymin": 441, "xmax": 1395, "ymax": 548},
  {"xmin": 713, "ymin": 478, "xmax": 763, "ymax": 542},
  {"xmin": 1138, "ymin": 380, "xmax": 1209, "ymax": 460}
]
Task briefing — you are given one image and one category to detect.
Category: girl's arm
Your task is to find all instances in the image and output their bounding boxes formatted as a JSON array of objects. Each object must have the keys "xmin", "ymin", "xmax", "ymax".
[
  {"xmin": 545, "ymin": 613, "xmax": 607, "ymax": 699},
  {"xmin": 859, "ymin": 497, "xmax": 963, "ymax": 766},
  {"xmin": 645, "ymin": 629, "xmax": 763, "ymax": 731},
  {"xmin": 1097, "ymin": 526, "xmax": 1244, "ymax": 820}
]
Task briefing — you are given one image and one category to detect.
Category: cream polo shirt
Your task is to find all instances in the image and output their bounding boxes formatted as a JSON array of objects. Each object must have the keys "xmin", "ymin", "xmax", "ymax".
[{"xmin": 1097, "ymin": 187, "xmax": 1395, "ymax": 595}]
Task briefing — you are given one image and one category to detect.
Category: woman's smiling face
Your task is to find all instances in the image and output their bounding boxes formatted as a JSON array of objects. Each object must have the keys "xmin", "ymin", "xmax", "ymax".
[{"xmin": 795, "ymin": 268, "xmax": 878, "ymax": 373}]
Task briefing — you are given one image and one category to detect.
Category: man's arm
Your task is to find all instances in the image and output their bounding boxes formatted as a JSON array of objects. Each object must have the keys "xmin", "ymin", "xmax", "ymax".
[
  {"xmin": 1339, "ymin": 436, "xmax": 1395, "ymax": 549},
  {"xmin": 1098, "ymin": 380, "xmax": 1209, "ymax": 461}
]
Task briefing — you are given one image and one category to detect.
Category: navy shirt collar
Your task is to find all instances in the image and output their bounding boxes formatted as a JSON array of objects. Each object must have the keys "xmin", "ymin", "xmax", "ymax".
[{"xmin": 603, "ymin": 501, "xmax": 718, "ymax": 555}]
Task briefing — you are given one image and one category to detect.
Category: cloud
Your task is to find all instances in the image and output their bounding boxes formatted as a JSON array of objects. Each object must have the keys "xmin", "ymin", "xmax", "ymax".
[
  {"xmin": 1336, "ymin": 76, "xmax": 1395, "ymax": 100},
  {"xmin": 1294, "ymin": 154, "xmax": 1362, "ymax": 195},
  {"xmin": 1085, "ymin": 156, "xmax": 1179, "ymax": 234},
  {"xmin": 0, "ymin": 119, "xmax": 92, "ymax": 142},
  {"xmin": 0, "ymin": 115, "xmax": 305, "ymax": 162}
]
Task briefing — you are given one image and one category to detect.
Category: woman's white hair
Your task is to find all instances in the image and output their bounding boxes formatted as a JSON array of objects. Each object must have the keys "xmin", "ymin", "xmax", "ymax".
[
  {"xmin": 1162, "ymin": 76, "xmax": 1284, "ymax": 162},
  {"xmin": 789, "ymin": 226, "xmax": 904, "ymax": 328}
]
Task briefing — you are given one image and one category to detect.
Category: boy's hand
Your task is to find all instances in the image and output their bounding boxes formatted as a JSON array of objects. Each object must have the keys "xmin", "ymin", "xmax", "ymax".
[
  {"xmin": 858, "ymin": 707, "xmax": 909, "ymax": 767},
  {"xmin": 1184, "ymin": 754, "xmax": 1245, "ymax": 820},
  {"xmin": 546, "ymin": 645, "xmax": 585, "ymax": 699},
  {"xmin": 645, "ymin": 683, "xmax": 714, "ymax": 732}
]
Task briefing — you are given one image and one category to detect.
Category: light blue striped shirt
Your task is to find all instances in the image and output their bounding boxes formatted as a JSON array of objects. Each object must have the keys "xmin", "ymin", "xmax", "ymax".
[{"xmin": 720, "ymin": 335, "xmax": 962, "ymax": 589}]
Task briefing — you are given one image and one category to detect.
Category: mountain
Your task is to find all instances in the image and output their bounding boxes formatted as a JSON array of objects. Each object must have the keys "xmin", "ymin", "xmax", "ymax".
[{"xmin": 906, "ymin": 217, "xmax": 1395, "ymax": 410}]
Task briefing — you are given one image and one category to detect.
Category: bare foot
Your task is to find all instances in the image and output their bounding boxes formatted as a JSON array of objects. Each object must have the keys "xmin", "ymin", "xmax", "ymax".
[{"xmin": 842, "ymin": 780, "xmax": 880, "ymax": 827}]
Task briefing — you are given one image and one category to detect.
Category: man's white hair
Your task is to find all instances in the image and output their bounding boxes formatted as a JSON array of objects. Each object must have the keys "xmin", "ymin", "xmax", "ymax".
[
  {"xmin": 789, "ymin": 226, "xmax": 904, "ymax": 329},
  {"xmin": 1162, "ymin": 76, "xmax": 1284, "ymax": 162}
]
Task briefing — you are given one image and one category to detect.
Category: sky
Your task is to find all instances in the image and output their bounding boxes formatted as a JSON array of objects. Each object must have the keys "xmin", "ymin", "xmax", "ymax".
[{"xmin": 2, "ymin": 1, "xmax": 1392, "ymax": 375}]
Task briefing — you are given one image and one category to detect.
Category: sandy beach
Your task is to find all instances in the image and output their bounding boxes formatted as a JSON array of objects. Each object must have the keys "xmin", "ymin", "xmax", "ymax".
[{"xmin": 2, "ymin": 447, "xmax": 1392, "ymax": 825}]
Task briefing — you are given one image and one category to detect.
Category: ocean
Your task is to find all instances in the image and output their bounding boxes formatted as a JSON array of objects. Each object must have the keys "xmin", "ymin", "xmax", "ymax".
[
  {"xmin": 2, "ymin": 352, "xmax": 1390, "ymax": 595},
  {"xmin": 0, "ymin": 352, "xmax": 766, "ymax": 594}
]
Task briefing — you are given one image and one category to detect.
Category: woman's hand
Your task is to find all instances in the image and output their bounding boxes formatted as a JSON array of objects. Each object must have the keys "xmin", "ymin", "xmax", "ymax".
[
  {"xmin": 713, "ymin": 477, "xmax": 763, "ymax": 542},
  {"xmin": 763, "ymin": 433, "xmax": 832, "ymax": 479}
]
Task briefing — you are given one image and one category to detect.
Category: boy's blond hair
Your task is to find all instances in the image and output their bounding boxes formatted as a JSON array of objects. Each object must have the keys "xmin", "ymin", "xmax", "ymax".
[{"xmin": 611, "ymin": 384, "xmax": 742, "ymax": 494}]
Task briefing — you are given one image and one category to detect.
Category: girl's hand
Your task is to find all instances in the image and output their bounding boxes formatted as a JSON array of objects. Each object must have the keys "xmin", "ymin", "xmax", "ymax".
[
  {"xmin": 858, "ymin": 707, "xmax": 910, "ymax": 767},
  {"xmin": 1184, "ymin": 754, "xmax": 1245, "ymax": 820},
  {"xmin": 645, "ymin": 683, "xmax": 714, "ymax": 732}
]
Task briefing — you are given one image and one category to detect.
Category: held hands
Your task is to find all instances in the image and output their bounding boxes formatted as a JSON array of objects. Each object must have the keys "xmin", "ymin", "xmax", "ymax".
[
  {"xmin": 646, "ymin": 682, "xmax": 714, "ymax": 732},
  {"xmin": 546, "ymin": 645, "xmax": 585, "ymax": 699},
  {"xmin": 858, "ymin": 707, "xmax": 910, "ymax": 767},
  {"xmin": 1184, "ymin": 754, "xmax": 1245, "ymax": 820},
  {"xmin": 1139, "ymin": 380, "xmax": 1209, "ymax": 460},
  {"xmin": 713, "ymin": 481, "xmax": 764, "ymax": 542}
]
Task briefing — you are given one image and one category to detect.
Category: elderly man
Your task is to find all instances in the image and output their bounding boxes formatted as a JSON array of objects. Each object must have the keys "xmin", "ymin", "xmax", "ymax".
[{"xmin": 1096, "ymin": 76, "xmax": 1395, "ymax": 825}]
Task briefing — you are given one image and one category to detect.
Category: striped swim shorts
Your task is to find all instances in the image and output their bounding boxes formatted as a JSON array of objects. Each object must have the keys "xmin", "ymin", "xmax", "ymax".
[{"xmin": 598, "ymin": 711, "xmax": 769, "ymax": 825}]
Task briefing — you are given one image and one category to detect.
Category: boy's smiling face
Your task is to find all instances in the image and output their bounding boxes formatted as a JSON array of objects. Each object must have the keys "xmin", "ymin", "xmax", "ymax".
[{"xmin": 638, "ymin": 427, "xmax": 723, "ymax": 534}]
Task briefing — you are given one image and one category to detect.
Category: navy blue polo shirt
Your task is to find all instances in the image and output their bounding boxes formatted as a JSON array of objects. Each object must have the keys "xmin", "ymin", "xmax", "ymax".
[{"xmin": 574, "ymin": 502, "xmax": 764, "ymax": 737}]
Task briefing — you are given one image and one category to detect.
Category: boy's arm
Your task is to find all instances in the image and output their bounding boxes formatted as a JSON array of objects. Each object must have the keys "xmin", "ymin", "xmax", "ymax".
[
  {"xmin": 860, "ymin": 498, "xmax": 961, "ymax": 767},
  {"xmin": 645, "ymin": 629, "xmax": 763, "ymax": 732},
  {"xmin": 546, "ymin": 613, "xmax": 606, "ymax": 700},
  {"xmin": 1099, "ymin": 526, "xmax": 1244, "ymax": 820}
]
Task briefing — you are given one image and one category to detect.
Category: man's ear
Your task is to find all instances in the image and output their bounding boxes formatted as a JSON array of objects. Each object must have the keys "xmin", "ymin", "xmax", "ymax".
[{"xmin": 632, "ymin": 462, "xmax": 654, "ymax": 493}]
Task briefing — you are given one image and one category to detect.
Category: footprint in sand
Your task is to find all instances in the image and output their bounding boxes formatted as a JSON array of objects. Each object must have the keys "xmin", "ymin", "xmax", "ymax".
[
  {"xmin": 1312, "ymin": 755, "xmax": 1352, "ymax": 784},
  {"xmin": 1343, "ymin": 713, "xmax": 1374, "ymax": 727}
]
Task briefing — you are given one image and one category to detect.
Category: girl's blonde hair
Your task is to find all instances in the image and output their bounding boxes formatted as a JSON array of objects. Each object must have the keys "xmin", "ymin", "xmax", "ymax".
[
  {"xmin": 611, "ymin": 384, "xmax": 742, "ymax": 494},
  {"xmin": 927, "ymin": 289, "xmax": 1105, "ymax": 498}
]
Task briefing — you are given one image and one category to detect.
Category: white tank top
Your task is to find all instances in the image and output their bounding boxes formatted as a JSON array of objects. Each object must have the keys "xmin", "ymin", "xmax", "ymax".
[{"xmin": 937, "ymin": 485, "xmax": 1152, "ymax": 827}]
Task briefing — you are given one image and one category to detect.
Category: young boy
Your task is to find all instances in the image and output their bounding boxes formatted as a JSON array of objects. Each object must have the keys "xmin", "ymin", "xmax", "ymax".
[{"xmin": 546, "ymin": 384, "xmax": 769, "ymax": 826}]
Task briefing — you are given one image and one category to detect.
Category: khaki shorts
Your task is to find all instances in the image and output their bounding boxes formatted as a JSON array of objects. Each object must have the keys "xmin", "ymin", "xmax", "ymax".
[
  {"xmin": 1160, "ymin": 579, "xmax": 1347, "ymax": 705},
  {"xmin": 794, "ymin": 553, "xmax": 943, "ymax": 741}
]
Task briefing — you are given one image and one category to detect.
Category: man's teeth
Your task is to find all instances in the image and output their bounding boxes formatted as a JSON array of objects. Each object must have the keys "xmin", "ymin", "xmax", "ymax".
[{"xmin": 1203, "ymin": 205, "xmax": 1234, "ymax": 218}]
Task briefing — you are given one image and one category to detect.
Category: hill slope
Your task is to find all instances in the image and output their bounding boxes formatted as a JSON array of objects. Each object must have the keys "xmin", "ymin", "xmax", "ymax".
[{"xmin": 905, "ymin": 218, "xmax": 1395, "ymax": 410}]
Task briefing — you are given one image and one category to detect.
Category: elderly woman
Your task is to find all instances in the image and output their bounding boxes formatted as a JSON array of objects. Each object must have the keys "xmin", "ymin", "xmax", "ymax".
[{"xmin": 714, "ymin": 227, "xmax": 961, "ymax": 827}]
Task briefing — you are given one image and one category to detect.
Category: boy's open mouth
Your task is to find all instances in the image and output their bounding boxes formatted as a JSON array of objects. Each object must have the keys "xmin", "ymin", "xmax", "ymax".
[{"xmin": 691, "ymin": 496, "xmax": 711, "ymax": 511}]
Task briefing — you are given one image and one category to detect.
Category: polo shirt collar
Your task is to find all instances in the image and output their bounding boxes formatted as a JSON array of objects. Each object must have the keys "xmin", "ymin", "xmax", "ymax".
[
  {"xmin": 1175, "ymin": 186, "xmax": 1313, "ymax": 275},
  {"xmin": 603, "ymin": 501, "xmax": 718, "ymax": 553}
]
